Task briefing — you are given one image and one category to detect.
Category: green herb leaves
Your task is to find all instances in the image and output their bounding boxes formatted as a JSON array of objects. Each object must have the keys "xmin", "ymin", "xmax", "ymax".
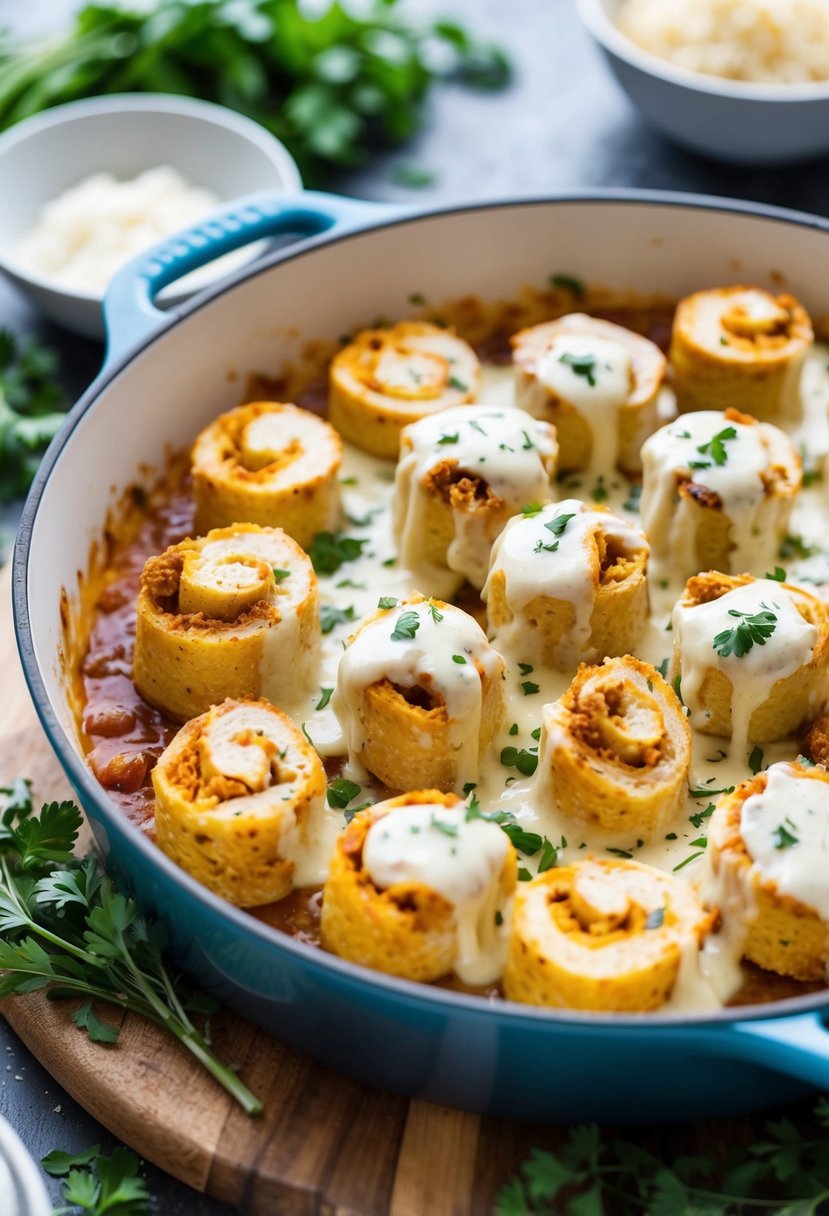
[
  {"xmin": 307, "ymin": 531, "xmax": 367, "ymax": 576},
  {"xmin": 43, "ymin": 1143, "xmax": 150, "ymax": 1215},
  {"xmin": 320, "ymin": 603, "xmax": 356, "ymax": 634},
  {"xmin": 558, "ymin": 350, "xmax": 597, "ymax": 387},
  {"xmin": 773, "ymin": 817, "xmax": 799, "ymax": 849},
  {"xmin": 713, "ymin": 604, "xmax": 778, "ymax": 658},
  {"xmin": 690, "ymin": 425, "xmax": 737, "ymax": 469},
  {"xmin": 326, "ymin": 778, "xmax": 362, "ymax": 809},
  {"xmin": 0, "ymin": 329, "xmax": 68, "ymax": 502},
  {"xmin": 500, "ymin": 747, "xmax": 538, "ymax": 777},
  {"xmin": 391, "ymin": 609, "xmax": 420, "ymax": 641},
  {"xmin": 0, "ymin": 783, "xmax": 261, "ymax": 1115}
]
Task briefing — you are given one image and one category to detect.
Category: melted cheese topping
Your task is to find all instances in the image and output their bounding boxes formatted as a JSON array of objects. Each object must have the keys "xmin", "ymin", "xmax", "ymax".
[
  {"xmin": 640, "ymin": 411, "xmax": 797, "ymax": 577},
  {"xmin": 536, "ymin": 334, "xmax": 632, "ymax": 410},
  {"xmin": 484, "ymin": 498, "xmax": 648, "ymax": 665},
  {"xmin": 672, "ymin": 579, "xmax": 818, "ymax": 757},
  {"xmin": 394, "ymin": 405, "xmax": 557, "ymax": 590},
  {"xmin": 741, "ymin": 762, "xmax": 829, "ymax": 918},
  {"xmin": 363, "ymin": 802, "xmax": 510, "ymax": 984}
]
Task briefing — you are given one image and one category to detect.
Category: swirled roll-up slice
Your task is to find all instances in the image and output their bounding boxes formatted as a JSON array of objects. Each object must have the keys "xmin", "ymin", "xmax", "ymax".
[
  {"xmin": 153, "ymin": 698, "xmax": 326, "ymax": 907},
  {"xmin": 511, "ymin": 313, "xmax": 665, "ymax": 474},
  {"xmin": 393, "ymin": 405, "xmax": 558, "ymax": 590},
  {"xmin": 671, "ymin": 572, "xmax": 829, "ymax": 756},
  {"xmin": 329, "ymin": 321, "xmax": 481, "ymax": 458},
  {"xmin": 332, "ymin": 596, "xmax": 504, "ymax": 793},
  {"xmin": 670, "ymin": 287, "xmax": 813, "ymax": 422},
  {"xmin": 503, "ymin": 859, "xmax": 712, "ymax": 1011},
  {"xmin": 133, "ymin": 524, "xmax": 319, "ymax": 722},
  {"xmin": 701, "ymin": 762, "xmax": 829, "ymax": 981},
  {"xmin": 191, "ymin": 402, "xmax": 342, "ymax": 546},
  {"xmin": 484, "ymin": 499, "xmax": 649, "ymax": 669},
  {"xmin": 640, "ymin": 409, "xmax": 801, "ymax": 582},
  {"xmin": 321, "ymin": 790, "xmax": 516, "ymax": 984},
  {"xmin": 536, "ymin": 656, "xmax": 690, "ymax": 837}
]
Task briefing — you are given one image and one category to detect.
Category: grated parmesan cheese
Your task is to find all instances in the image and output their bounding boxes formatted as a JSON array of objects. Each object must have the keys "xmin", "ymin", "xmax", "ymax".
[{"xmin": 617, "ymin": 0, "xmax": 829, "ymax": 84}]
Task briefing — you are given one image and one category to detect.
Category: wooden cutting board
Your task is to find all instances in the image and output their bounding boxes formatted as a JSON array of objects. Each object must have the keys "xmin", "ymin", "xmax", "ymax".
[{"xmin": 0, "ymin": 565, "xmax": 753, "ymax": 1214}]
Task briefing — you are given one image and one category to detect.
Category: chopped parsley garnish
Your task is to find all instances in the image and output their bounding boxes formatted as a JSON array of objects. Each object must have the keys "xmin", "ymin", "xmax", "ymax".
[
  {"xmin": 765, "ymin": 566, "xmax": 786, "ymax": 582},
  {"xmin": 673, "ymin": 849, "xmax": 706, "ymax": 872},
  {"xmin": 549, "ymin": 273, "xmax": 585, "ymax": 297},
  {"xmin": 748, "ymin": 745, "xmax": 764, "ymax": 775},
  {"xmin": 537, "ymin": 837, "xmax": 560, "ymax": 873},
  {"xmin": 500, "ymin": 746, "xmax": 539, "ymax": 777},
  {"xmin": 320, "ymin": 604, "xmax": 356, "ymax": 634},
  {"xmin": 645, "ymin": 907, "xmax": 665, "ymax": 930},
  {"xmin": 531, "ymin": 726, "xmax": 541, "ymax": 741},
  {"xmin": 346, "ymin": 506, "xmax": 382, "ymax": 528},
  {"xmin": 501, "ymin": 824, "xmax": 543, "ymax": 855},
  {"xmin": 521, "ymin": 681, "xmax": 540, "ymax": 695},
  {"xmin": 773, "ymin": 818, "xmax": 799, "ymax": 849},
  {"xmin": 518, "ymin": 662, "xmax": 534, "ymax": 676},
  {"xmin": 712, "ymin": 604, "xmax": 778, "ymax": 658},
  {"xmin": 452, "ymin": 654, "xmax": 467, "ymax": 664},
  {"xmin": 377, "ymin": 596, "xmax": 398, "ymax": 610},
  {"xmin": 307, "ymin": 531, "xmax": 367, "ymax": 576},
  {"xmin": 689, "ymin": 784, "xmax": 734, "ymax": 799},
  {"xmin": 657, "ymin": 657, "xmax": 669, "ymax": 679},
  {"xmin": 606, "ymin": 847, "xmax": 633, "ymax": 859},
  {"xmin": 272, "ymin": 567, "xmax": 291, "ymax": 583},
  {"xmin": 779, "ymin": 533, "xmax": 819, "ymax": 560},
  {"xmin": 326, "ymin": 778, "xmax": 362, "ymax": 809},
  {"xmin": 517, "ymin": 867, "xmax": 533, "ymax": 882},
  {"xmin": 622, "ymin": 483, "xmax": 642, "ymax": 512},
  {"xmin": 468, "ymin": 419, "xmax": 487, "ymax": 436},
  {"xmin": 449, "ymin": 375, "xmax": 468, "ymax": 392},
  {"xmin": 693, "ymin": 425, "xmax": 737, "ymax": 468},
  {"xmin": 391, "ymin": 609, "xmax": 420, "ymax": 641},
  {"xmin": 522, "ymin": 501, "xmax": 543, "ymax": 517},
  {"xmin": 559, "ymin": 350, "xmax": 597, "ymax": 386},
  {"xmin": 315, "ymin": 687, "xmax": 333, "ymax": 711},
  {"xmin": 337, "ymin": 578, "xmax": 367, "ymax": 590},
  {"xmin": 509, "ymin": 722, "xmax": 519, "ymax": 736},
  {"xmin": 428, "ymin": 600, "xmax": 444, "ymax": 623},
  {"xmin": 431, "ymin": 814, "xmax": 459, "ymax": 838},
  {"xmin": 672, "ymin": 673, "xmax": 683, "ymax": 704},
  {"xmin": 545, "ymin": 512, "xmax": 575, "ymax": 538},
  {"xmin": 438, "ymin": 432, "xmax": 459, "ymax": 445},
  {"xmin": 521, "ymin": 429, "xmax": 535, "ymax": 450},
  {"xmin": 591, "ymin": 476, "xmax": 608, "ymax": 503}
]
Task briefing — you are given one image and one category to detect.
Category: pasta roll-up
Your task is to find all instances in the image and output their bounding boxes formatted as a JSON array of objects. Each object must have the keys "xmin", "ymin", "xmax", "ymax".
[
  {"xmin": 670, "ymin": 287, "xmax": 813, "ymax": 422},
  {"xmin": 332, "ymin": 596, "xmax": 504, "ymax": 793},
  {"xmin": 503, "ymin": 859, "xmax": 712, "ymax": 1011},
  {"xmin": 484, "ymin": 499, "xmax": 649, "ymax": 669},
  {"xmin": 321, "ymin": 791, "xmax": 516, "ymax": 984},
  {"xmin": 191, "ymin": 401, "xmax": 342, "ymax": 546},
  {"xmin": 134, "ymin": 524, "xmax": 319, "ymax": 722},
  {"xmin": 329, "ymin": 321, "xmax": 481, "ymax": 458},
  {"xmin": 536, "ymin": 656, "xmax": 690, "ymax": 837},
  {"xmin": 640, "ymin": 408, "xmax": 801, "ymax": 582},
  {"xmin": 511, "ymin": 313, "xmax": 665, "ymax": 474},
  {"xmin": 153, "ymin": 698, "xmax": 326, "ymax": 907},
  {"xmin": 394, "ymin": 405, "xmax": 558, "ymax": 590},
  {"xmin": 671, "ymin": 572, "xmax": 829, "ymax": 756},
  {"xmin": 701, "ymin": 762, "xmax": 829, "ymax": 981}
]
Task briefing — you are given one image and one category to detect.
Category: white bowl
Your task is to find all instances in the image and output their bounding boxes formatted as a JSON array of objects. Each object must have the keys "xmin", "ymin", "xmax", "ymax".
[
  {"xmin": 0, "ymin": 1115, "xmax": 51, "ymax": 1216},
  {"xmin": 578, "ymin": 0, "xmax": 829, "ymax": 165},
  {"xmin": 0, "ymin": 94, "xmax": 302, "ymax": 340}
]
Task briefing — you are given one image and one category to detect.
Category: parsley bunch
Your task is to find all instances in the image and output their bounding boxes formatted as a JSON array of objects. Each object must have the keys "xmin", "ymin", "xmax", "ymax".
[
  {"xmin": 0, "ymin": 329, "xmax": 68, "ymax": 502},
  {"xmin": 0, "ymin": 780, "xmax": 262, "ymax": 1114},
  {"xmin": 43, "ymin": 1144, "xmax": 149, "ymax": 1216},
  {"xmin": 0, "ymin": 0, "xmax": 510, "ymax": 185},
  {"xmin": 497, "ymin": 1101, "xmax": 829, "ymax": 1215}
]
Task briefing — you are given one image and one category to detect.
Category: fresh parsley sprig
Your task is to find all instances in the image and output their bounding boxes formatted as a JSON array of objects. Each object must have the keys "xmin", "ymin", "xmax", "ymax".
[
  {"xmin": 43, "ymin": 1144, "xmax": 149, "ymax": 1216},
  {"xmin": 713, "ymin": 604, "xmax": 778, "ymax": 658},
  {"xmin": 0, "ymin": 782, "xmax": 262, "ymax": 1114},
  {"xmin": 496, "ymin": 1100, "xmax": 829, "ymax": 1215},
  {"xmin": 691, "ymin": 424, "xmax": 737, "ymax": 469}
]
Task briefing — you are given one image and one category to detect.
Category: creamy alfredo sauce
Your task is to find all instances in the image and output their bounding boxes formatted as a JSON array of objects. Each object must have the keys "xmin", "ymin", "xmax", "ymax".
[
  {"xmin": 393, "ymin": 405, "xmax": 556, "ymax": 590},
  {"xmin": 269, "ymin": 345, "xmax": 829, "ymax": 1011},
  {"xmin": 535, "ymin": 333, "xmax": 632, "ymax": 472},
  {"xmin": 363, "ymin": 802, "xmax": 510, "ymax": 984},
  {"xmin": 640, "ymin": 411, "xmax": 797, "ymax": 579}
]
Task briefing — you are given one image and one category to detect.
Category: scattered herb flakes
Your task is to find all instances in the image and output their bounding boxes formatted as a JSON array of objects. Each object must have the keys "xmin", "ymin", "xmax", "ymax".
[
  {"xmin": 606, "ymin": 847, "xmax": 633, "ymax": 859},
  {"xmin": 544, "ymin": 512, "xmax": 575, "ymax": 538},
  {"xmin": 430, "ymin": 814, "xmax": 459, "ymax": 838},
  {"xmin": 500, "ymin": 747, "xmax": 539, "ymax": 777},
  {"xmin": 713, "ymin": 605, "xmax": 777, "ymax": 658},
  {"xmin": 530, "ymin": 726, "xmax": 541, "ymax": 741},
  {"xmin": 780, "ymin": 533, "xmax": 819, "ymax": 560},
  {"xmin": 773, "ymin": 818, "xmax": 799, "ymax": 849},
  {"xmin": 508, "ymin": 722, "xmax": 519, "ymax": 736},
  {"xmin": 452, "ymin": 654, "xmax": 467, "ymax": 664},
  {"xmin": 377, "ymin": 596, "xmax": 398, "ymax": 610},
  {"xmin": 522, "ymin": 501, "xmax": 543, "ymax": 517},
  {"xmin": 520, "ymin": 680, "xmax": 540, "ymax": 695},
  {"xmin": 695, "ymin": 425, "xmax": 737, "ymax": 468},
  {"xmin": 591, "ymin": 476, "xmax": 608, "ymax": 503},
  {"xmin": 748, "ymin": 745, "xmax": 765, "ymax": 775},
  {"xmin": 501, "ymin": 824, "xmax": 542, "ymax": 855},
  {"xmin": 765, "ymin": 566, "xmax": 786, "ymax": 582},
  {"xmin": 326, "ymin": 777, "xmax": 362, "ymax": 809},
  {"xmin": 521, "ymin": 429, "xmax": 535, "ymax": 450},
  {"xmin": 689, "ymin": 784, "xmax": 734, "ymax": 799},
  {"xmin": 559, "ymin": 350, "xmax": 597, "ymax": 387},
  {"xmin": 428, "ymin": 600, "xmax": 444, "ymax": 623},
  {"xmin": 537, "ymin": 837, "xmax": 559, "ymax": 873},
  {"xmin": 336, "ymin": 577, "xmax": 367, "ymax": 590},
  {"xmin": 657, "ymin": 657, "xmax": 669, "ymax": 679},
  {"xmin": 549, "ymin": 273, "xmax": 585, "ymax": 297},
  {"xmin": 449, "ymin": 375, "xmax": 468, "ymax": 391},
  {"xmin": 315, "ymin": 687, "xmax": 334, "ymax": 711},
  {"xmin": 622, "ymin": 482, "xmax": 642, "ymax": 512},
  {"xmin": 308, "ymin": 531, "xmax": 367, "ymax": 576},
  {"xmin": 391, "ymin": 609, "xmax": 421, "ymax": 641},
  {"xmin": 673, "ymin": 849, "xmax": 706, "ymax": 872},
  {"xmin": 518, "ymin": 662, "xmax": 534, "ymax": 676},
  {"xmin": 271, "ymin": 567, "xmax": 291, "ymax": 583},
  {"xmin": 672, "ymin": 673, "xmax": 683, "ymax": 704},
  {"xmin": 438, "ymin": 432, "xmax": 459, "ymax": 445},
  {"xmin": 381, "ymin": 556, "xmax": 397, "ymax": 567},
  {"xmin": 320, "ymin": 603, "xmax": 356, "ymax": 634},
  {"xmin": 340, "ymin": 476, "xmax": 359, "ymax": 487}
]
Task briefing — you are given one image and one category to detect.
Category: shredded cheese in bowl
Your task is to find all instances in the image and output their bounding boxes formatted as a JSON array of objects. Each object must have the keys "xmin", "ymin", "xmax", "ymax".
[
  {"xmin": 617, "ymin": 0, "xmax": 829, "ymax": 84},
  {"xmin": 12, "ymin": 165, "xmax": 249, "ymax": 295}
]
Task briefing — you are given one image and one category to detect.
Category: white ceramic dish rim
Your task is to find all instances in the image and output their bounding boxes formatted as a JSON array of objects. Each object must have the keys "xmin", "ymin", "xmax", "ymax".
[
  {"xmin": 0, "ymin": 93, "xmax": 303, "ymax": 303},
  {"xmin": 579, "ymin": 0, "xmax": 829, "ymax": 102},
  {"xmin": 13, "ymin": 187, "xmax": 829, "ymax": 1035}
]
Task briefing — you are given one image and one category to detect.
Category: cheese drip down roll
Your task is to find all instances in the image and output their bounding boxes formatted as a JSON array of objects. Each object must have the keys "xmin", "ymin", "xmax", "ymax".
[
  {"xmin": 670, "ymin": 287, "xmax": 813, "ymax": 422},
  {"xmin": 484, "ymin": 500, "xmax": 649, "ymax": 669},
  {"xmin": 701, "ymin": 763, "xmax": 829, "ymax": 981},
  {"xmin": 133, "ymin": 524, "xmax": 319, "ymax": 722},
  {"xmin": 191, "ymin": 402, "xmax": 342, "ymax": 547},
  {"xmin": 321, "ymin": 791, "xmax": 516, "ymax": 985},
  {"xmin": 671, "ymin": 573, "xmax": 829, "ymax": 757},
  {"xmin": 511, "ymin": 313, "xmax": 665, "ymax": 474},
  {"xmin": 536, "ymin": 656, "xmax": 691, "ymax": 837},
  {"xmin": 640, "ymin": 409, "xmax": 801, "ymax": 582},
  {"xmin": 332, "ymin": 596, "xmax": 504, "ymax": 793},
  {"xmin": 153, "ymin": 698, "xmax": 326, "ymax": 907},
  {"xmin": 393, "ymin": 405, "xmax": 558, "ymax": 591},
  {"xmin": 329, "ymin": 321, "xmax": 481, "ymax": 459},
  {"xmin": 503, "ymin": 859, "xmax": 712, "ymax": 1012}
]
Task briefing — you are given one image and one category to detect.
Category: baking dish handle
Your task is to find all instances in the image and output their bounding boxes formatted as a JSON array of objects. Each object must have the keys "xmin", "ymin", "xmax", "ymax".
[
  {"xmin": 723, "ymin": 1010, "xmax": 829, "ymax": 1090},
  {"xmin": 103, "ymin": 189, "xmax": 395, "ymax": 362}
]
